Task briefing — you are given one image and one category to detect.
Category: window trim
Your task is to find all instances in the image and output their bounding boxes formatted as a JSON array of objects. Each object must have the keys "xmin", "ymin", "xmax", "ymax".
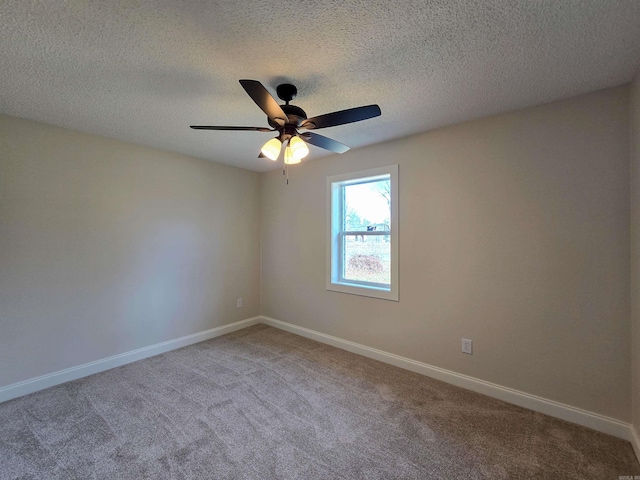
[{"xmin": 326, "ymin": 165, "xmax": 398, "ymax": 301}]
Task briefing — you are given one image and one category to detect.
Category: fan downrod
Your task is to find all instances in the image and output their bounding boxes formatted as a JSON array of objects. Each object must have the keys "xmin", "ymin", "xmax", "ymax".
[{"xmin": 276, "ymin": 84, "xmax": 297, "ymax": 104}]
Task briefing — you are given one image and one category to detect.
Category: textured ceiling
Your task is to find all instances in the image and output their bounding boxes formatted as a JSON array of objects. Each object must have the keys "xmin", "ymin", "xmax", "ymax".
[{"xmin": 1, "ymin": 1, "xmax": 639, "ymax": 172}]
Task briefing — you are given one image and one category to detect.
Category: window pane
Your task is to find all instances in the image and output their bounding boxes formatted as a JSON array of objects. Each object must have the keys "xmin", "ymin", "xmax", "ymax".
[
  {"xmin": 327, "ymin": 165, "xmax": 397, "ymax": 300},
  {"xmin": 344, "ymin": 178, "xmax": 390, "ymax": 232},
  {"xmin": 343, "ymin": 234, "xmax": 391, "ymax": 285}
]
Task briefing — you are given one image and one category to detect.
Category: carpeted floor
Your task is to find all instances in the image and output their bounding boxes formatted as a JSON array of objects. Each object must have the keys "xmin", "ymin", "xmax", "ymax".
[{"xmin": 1, "ymin": 324, "xmax": 639, "ymax": 479}]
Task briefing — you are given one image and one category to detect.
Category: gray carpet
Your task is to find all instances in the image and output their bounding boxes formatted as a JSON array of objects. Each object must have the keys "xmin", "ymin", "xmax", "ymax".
[{"xmin": 1, "ymin": 324, "xmax": 638, "ymax": 479}]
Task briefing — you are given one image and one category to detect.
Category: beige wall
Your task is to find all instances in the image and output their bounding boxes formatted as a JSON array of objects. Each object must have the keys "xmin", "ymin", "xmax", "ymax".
[
  {"xmin": 0, "ymin": 114, "xmax": 261, "ymax": 387},
  {"xmin": 1, "ymin": 85, "xmax": 633, "ymax": 425},
  {"xmin": 631, "ymin": 74, "xmax": 640, "ymax": 440},
  {"xmin": 261, "ymin": 86, "xmax": 631, "ymax": 421}
]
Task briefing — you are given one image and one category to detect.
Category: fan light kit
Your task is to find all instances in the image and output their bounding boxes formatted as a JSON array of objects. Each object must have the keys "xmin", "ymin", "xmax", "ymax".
[{"xmin": 191, "ymin": 80, "xmax": 381, "ymax": 180}]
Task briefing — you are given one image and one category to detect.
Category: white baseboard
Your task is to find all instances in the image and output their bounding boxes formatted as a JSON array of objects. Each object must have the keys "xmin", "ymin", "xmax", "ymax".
[
  {"xmin": 0, "ymin": 316, "xmax": 260, "ymax": 404},
  {"xmin": 2, "ymin": 313, "xmax": 636, "ymax": 452},
  {"xmin": 632, "ymin": 425, "xmax": 640, "ymax": 464},
  {"xmin": 260, "ymin": 316, "xmax": 633, "ymax": 442}
]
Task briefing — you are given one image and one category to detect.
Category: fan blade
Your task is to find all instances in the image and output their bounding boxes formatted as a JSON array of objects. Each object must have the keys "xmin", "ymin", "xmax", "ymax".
[
  {"xmin": 301, "ymin": 104, "xmax": 381, "ymax": 130},
  {"xmin": 301, "ymin": 132, "xmax": 350, "ymax": 154},
  {"xmin": 190, "ymin": 125, "xmax": 274, "ymax": 132},
  {"xmin": 239, "ymin": 80, "xmax": 289, "ymax": 126}
]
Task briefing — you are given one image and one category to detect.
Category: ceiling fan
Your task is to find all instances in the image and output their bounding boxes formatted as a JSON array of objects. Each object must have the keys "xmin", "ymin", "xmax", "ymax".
[{"xmin": 190, "ymin": 80, "xmax": 381, "ymax": 165}]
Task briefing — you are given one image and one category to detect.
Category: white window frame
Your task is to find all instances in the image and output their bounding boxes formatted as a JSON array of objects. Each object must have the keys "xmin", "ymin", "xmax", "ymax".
[{"xmin": 326, "ymin": 164, "xmax": 398, "ymax": 301}]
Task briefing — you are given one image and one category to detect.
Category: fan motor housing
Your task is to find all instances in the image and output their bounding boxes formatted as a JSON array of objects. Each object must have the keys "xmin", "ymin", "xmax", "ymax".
[{"xmin": 268, "ymin": 104, "xmax": 308, "ymax": 129}]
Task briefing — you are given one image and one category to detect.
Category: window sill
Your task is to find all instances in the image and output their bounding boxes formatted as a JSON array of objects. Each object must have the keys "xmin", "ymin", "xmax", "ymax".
[{"xmin": 326, "ymin": 282, "xmax": 398, "ymax": 301}]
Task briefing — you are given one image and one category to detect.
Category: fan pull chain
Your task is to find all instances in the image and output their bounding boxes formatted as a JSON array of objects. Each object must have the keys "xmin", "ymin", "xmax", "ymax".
[{"xmin": 283, "ymin": 157, "xmax": 287, "ymax": 184}]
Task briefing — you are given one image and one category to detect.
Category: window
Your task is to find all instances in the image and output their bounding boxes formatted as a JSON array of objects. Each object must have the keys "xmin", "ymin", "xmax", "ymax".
[{"xmin": 326, "ymin": 165, "xmax": 398, "ymax": 301}]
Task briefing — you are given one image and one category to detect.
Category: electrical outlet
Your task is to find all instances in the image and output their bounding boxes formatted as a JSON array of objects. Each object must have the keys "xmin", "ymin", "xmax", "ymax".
[
  {"xmin": 236, "ymin": 298, "xmax": 243, "ymax": 308},
  {"xmin": 462, "ymin": 338, "xmax": 473, "ymax": 355}
]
